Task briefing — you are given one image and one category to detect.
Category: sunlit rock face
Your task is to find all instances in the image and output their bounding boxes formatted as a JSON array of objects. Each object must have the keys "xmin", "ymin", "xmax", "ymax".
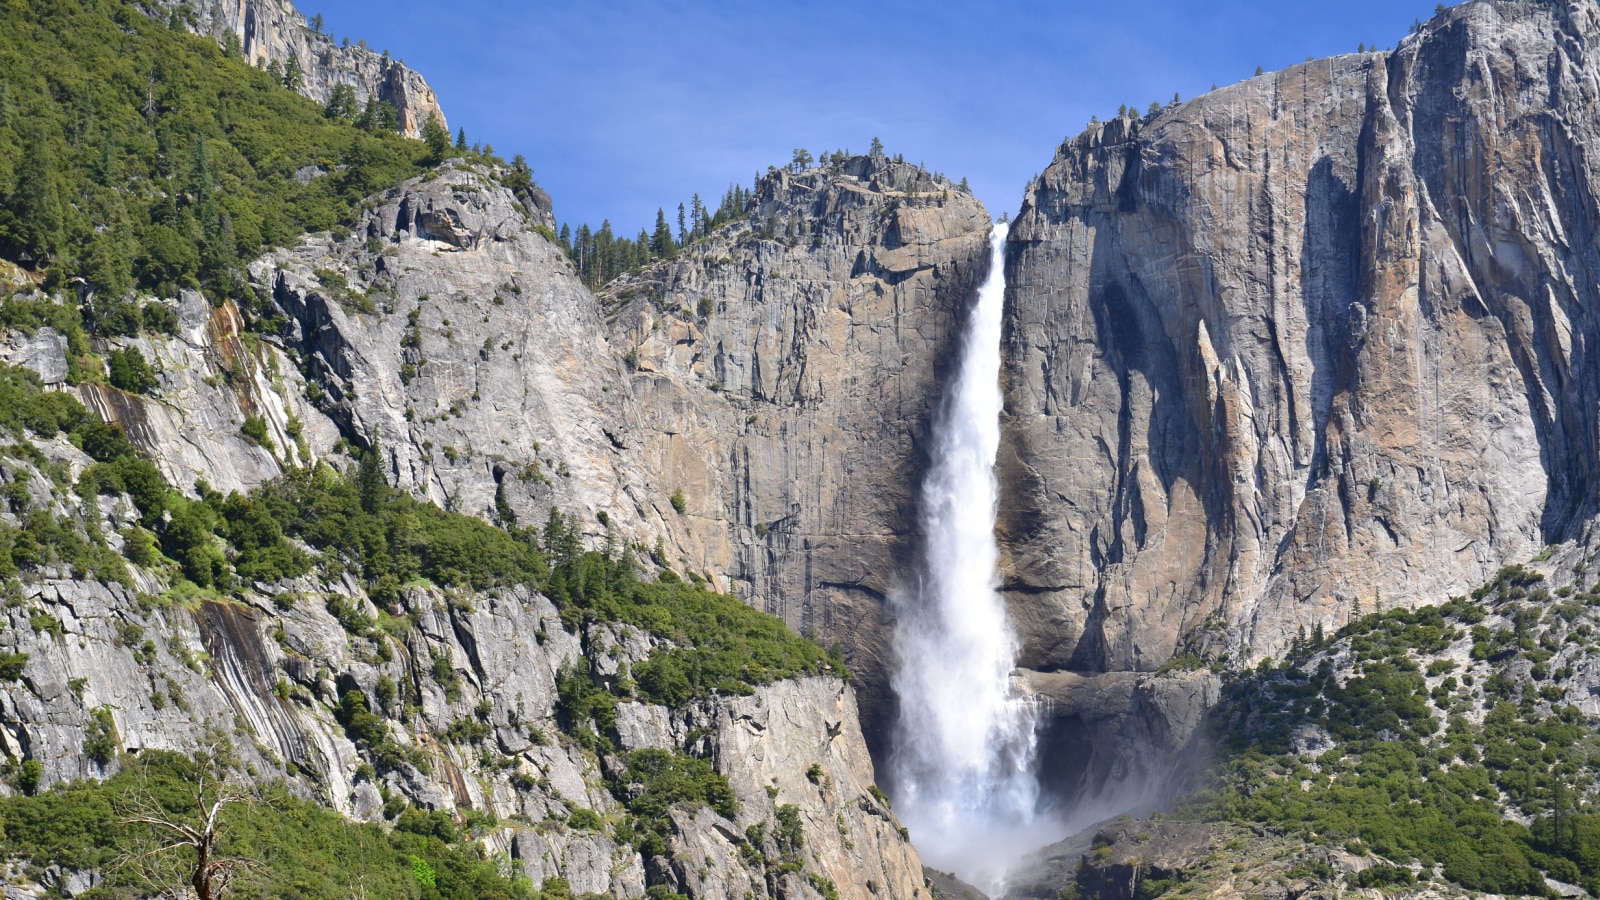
[
  {"xmin": 1002, "ymin": 0, "xmax": 1600, "ymax": 800},
  {"xmin": 143, "ymin": 0, "xmax": 447, "ymax": 138},
  {"xmin": 603, "ymin": 155, "xmax": 992, "ymax": 750}
]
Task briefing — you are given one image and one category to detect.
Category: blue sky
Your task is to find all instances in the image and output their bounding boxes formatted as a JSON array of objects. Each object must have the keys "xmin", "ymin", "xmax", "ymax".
[{"xmin": 307, "ymin": 0, "xmax": 1443, "ymax": 232}]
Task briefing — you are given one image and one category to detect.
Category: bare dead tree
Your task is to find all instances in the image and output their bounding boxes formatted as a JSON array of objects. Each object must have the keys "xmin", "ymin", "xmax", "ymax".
[{"xmin": 116, "ymin": 748, "xmax": 257, "ymax": 900}]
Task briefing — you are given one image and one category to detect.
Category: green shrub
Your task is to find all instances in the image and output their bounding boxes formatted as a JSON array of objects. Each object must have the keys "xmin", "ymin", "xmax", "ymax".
[
  {"xmin": 555, "ymin": 661, "xmax": 616, "ymax": 749},
  {"xmin": 775, "ymin": 803, "xmax": 804, "ymax": 856},
  {"xmin": 15, "ymin": 758, "xmax": 42, "ymax": 795},
  {"xmin": 613, "ymin": 748, "xmax": 738, "ymax": 857},
  {"xmin": 106, "ymin": 347, "xmax": 157, "ymax": 394},
  {"xmin": 83, "ymin": 707, "xmax": 117, "ymax": 766},
  {"xmin": 0, "ymin": 364, "xmax": 90, "ymax": 439},
  {"xmin": 1184, "ymin": 582, "xmax": 1598, "ymax": 896},
  {"xmin": 0, "ymin": 652, "xmax": 27, "ymax": 680},
  {"xmin": 240, "ymin": 414, "xmax": 273, "ymax": 450}
]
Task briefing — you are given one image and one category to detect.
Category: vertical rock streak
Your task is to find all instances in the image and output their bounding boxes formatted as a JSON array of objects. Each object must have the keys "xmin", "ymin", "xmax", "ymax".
[{"xmin": 892, "ymin": 223, "xmax": 1039, "ymax": 890}]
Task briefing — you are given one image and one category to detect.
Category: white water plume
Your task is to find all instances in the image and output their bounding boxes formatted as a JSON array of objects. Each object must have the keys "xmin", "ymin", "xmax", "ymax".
[{"xmin": 890, "ymin": 222, "xmax": 1049, "ymax": 895}]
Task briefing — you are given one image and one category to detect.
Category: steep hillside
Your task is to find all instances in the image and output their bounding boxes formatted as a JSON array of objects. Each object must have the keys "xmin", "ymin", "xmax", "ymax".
[
  {"xmin": 1002, "ymin": 0, "xmax": 1600, "ymax": 804},
  {"xmin": 0, "ymin": 362, "xmax": 924, "ymax": 898},
  {"xmin": 0, "ymin": 1, "xmax": 939, "ymax": 895},
  {"xmin": 0, "ymin": 0, "xmax": 443, "ymax": 315}
]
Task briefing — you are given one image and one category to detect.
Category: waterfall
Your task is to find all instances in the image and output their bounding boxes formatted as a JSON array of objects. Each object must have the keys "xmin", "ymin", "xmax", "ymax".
[{"xmin": 890, "ymin": 222, "xmax": 1045, "ymax": 895}]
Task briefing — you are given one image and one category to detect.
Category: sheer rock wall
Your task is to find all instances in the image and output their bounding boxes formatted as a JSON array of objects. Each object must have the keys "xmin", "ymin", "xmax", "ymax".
[
  {"xmin": 1002, "ymin": 0, "xmax": 1600, "ymax": 798},
  {"xmin": 603, "ymin": 156, "xmax": 991, "ymax": 747}
]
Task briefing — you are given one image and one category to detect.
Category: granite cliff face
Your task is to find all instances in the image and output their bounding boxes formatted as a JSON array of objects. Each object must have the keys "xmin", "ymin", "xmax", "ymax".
[
  {"xmin": 255, "ymin": 163, "xmax": 690, "ymax": 565},
  {"xmin": 602, "ymin": 155, "xmax": 991, "ymax": 746},
  {"xmin": 1001, "ymin": 0, "xmax": 1600, "ymax": 796},
  {"xmin": 142, "ymin": 0, "xmax": 446, "ymax": 137}
]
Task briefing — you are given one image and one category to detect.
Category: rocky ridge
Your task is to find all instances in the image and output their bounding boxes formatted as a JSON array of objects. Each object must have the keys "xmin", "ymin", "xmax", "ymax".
[
  {"xmin": 141, "ymin": 0, "xmax": 446, "ymax": 138},
  {"xmin": 254, "ymin": 162, "xmax": 690, "ymax": 565}
]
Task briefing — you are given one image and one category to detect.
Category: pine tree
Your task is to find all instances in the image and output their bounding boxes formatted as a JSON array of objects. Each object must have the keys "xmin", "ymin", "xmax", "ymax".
[
  {"xmin": 324, "ymin": 83, "xmax": 356, "ymax": 120},
  {"xmin": 10, "ymin": 130, "xmax": 64, "ymax": 262},
  {"xmin": 420, "ymin": 115, "xmax": 450, "ymax": 163},
  {"xmin": 650, "ymin": 208, "xmax": 675, "ymax": 258},
  {"xmin": 83, "ymin": 228, "xmax": 134, "ymax": 306},
  {"xmin": 201, "ymin": 213, "xmax": 238, "ymax": 298},
  {"xmin": 375, "ymin": 98, "xmax": 398, "ymax": 131},
  {"xmin": 190, "ymin": 136, "xmax": 217, "ymax": 221},
  {"xmin": 542, "ymin": 509, "xmax": 582, "ymax": 567},
  {"xmin": 357, "ymin": 445, "xmax": 388, "ymax": 514},
  {"xmin": 575, "ymin": 224, "xmax": 592, "ymax": 282},
  {"xmin": 311, "ymin": 13, "xmax": 324, "ymax": 33},
  {"xmin": 676, "ymin": 203, "xmax": 687, "ymax": 245},
  {"xmin": 455, "ymin": 127, "xmax": 467, "ymax": 151},
  {"xmin": 595, "ymin": 220, "xmax": 615, "ymax": 284},
  {"xmin": 505, "ymin": 154, "xmax": 533, "ymax": 192},
  {"xmin": 358, "ymin": 96, "xmax": 396, "ymax": 131},
  {"xmin": 870, "ymin": 136, "xmax": 884, "ymax": 157}
]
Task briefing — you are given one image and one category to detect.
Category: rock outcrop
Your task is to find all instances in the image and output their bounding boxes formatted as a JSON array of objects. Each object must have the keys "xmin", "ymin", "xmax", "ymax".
[
  {"xmin": 142, "ymin": 0, "xmax": 446, "ymax": 137},
  {"xmin": 0, "ymin": 289, "xmax": 334, "ymax": 500},
  {"xmin": 257, "ymin": 162, "xmax": 687, "ymax": 564},
  {"xmin": 85, "ymin": 292, "xmax": 333, "ymax": 495},
  {"xmin": 0, "ymin": 547, "xmax": 921, "ymax": 896},
  {"xmin": 1001, "ymin": 0, "xmax": 1600, "ymax": 800},
  {"xmin": 603, "ymin": 155, "xmax": 991, "ymax": 746}
]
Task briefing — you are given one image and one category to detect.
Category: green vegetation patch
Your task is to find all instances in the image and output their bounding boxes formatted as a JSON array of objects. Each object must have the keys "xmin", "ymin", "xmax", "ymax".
[
  {"xmin": 0, "ymin": 751, "xmax": 533, "ymax": 899},
  {"xmin": 607, "ymin": 748, "xmax": 738, "ymax": 858},
  {"xmin": 0, "ymin": 0, "xmax": 431, "ymax": 319},
  {"xmin": 1181, "ymin": 568, "xmax": 1600, "ymax": 896}
]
